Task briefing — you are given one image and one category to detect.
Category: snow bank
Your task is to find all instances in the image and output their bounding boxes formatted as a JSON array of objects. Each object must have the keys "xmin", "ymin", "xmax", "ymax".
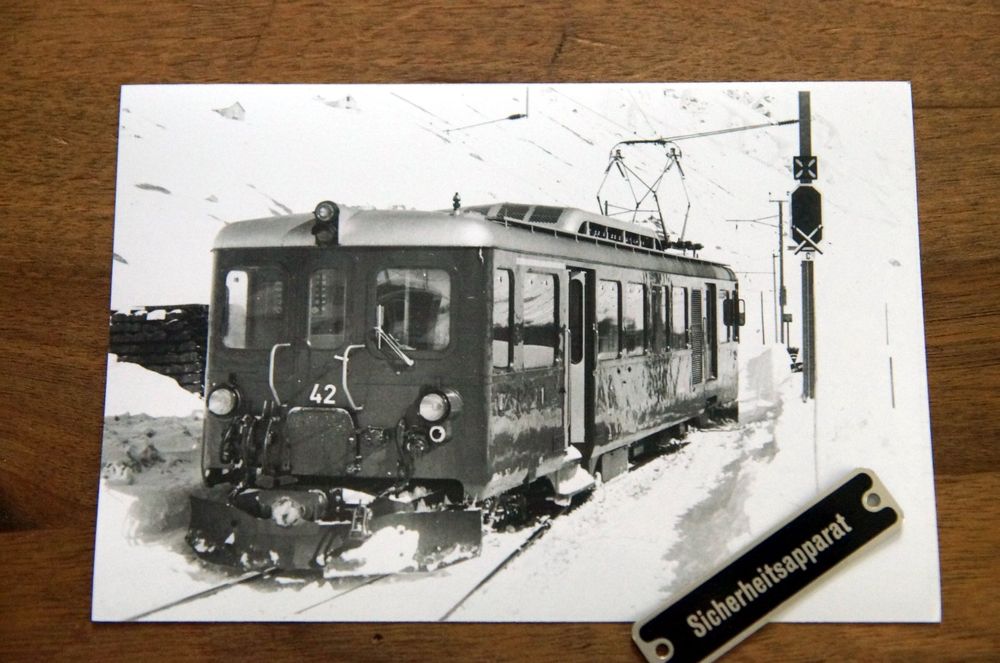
[{"xmin": 103, "ymin": 354, "xmax": 203, "ymax": 417}]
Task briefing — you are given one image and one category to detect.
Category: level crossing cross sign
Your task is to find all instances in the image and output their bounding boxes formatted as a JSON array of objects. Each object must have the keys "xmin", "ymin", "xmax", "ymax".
[{"xmin": 793, "ymin": 155, "xmax": 818, "ymax": 183}]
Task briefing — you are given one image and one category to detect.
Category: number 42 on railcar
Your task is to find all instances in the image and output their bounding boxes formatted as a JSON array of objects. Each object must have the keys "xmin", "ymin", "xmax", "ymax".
[{"xmin": 187, "ymin": 200, "xmax": 744, "ymax": 572}]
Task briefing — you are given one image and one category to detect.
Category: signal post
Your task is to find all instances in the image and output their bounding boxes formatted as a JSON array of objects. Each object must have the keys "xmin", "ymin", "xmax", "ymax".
[{"xmin": 791, "ymin": 91, "xmax": 822, "ymax": 400}]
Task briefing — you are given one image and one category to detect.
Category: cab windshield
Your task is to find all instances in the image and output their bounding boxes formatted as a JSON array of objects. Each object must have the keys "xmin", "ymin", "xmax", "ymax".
[
  {"xmin": 222, "ymin": 267, "xmax": 286, "ymax": 349},
  {"xmin": 375, "ymin": 268, "xmax": 451, "ymax": 351},
  {"xmin": 308, "ymin": 268, "xmax": 347, "ymax": 349}
]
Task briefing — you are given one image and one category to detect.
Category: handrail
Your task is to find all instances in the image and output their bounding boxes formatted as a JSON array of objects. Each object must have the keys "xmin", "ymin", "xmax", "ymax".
[
  {"xmin": 334, "ymin": 344, "xmax": 367, "ymax": 411},
  {"xmin": 267, "ymin": 342, "xmax": 292, "ymax": 406},
  {"xmin": 562, "ymin": 324, "xmax": 571, "ymax": 445}
]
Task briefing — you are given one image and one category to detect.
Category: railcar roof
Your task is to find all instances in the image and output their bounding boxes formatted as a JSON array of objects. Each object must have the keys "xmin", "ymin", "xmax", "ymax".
[{"xmin": 213, "ymin": 204, "xmax": 736, "ymax": 280}]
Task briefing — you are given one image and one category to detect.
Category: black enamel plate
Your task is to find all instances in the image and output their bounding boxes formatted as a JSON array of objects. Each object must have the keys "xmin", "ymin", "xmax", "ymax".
[{"xmin": 633, "ymin": 469, "xmax": 902, "ymax": 663}]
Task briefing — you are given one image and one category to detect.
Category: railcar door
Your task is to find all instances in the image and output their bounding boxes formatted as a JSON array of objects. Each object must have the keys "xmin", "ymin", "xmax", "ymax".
[
  {"xmin": 519, "ymin": 267, "xmax": 567, "ymax": 453},
  {"xmin": 706, "ymin": 283, "xmax": 718, "ymax": 380},
  {"xmin": 259, "ymin": 256, "xmax": 352, "ymax": 411},
  {"xmin": 567, "ymin": 269, "xmax": 593, "ymax": 445}
]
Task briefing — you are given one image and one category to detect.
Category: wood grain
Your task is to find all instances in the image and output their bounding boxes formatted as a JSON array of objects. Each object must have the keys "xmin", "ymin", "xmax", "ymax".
[{"xmin": 0, "ymin": 1, "xmax": 997, "ymax": 660}]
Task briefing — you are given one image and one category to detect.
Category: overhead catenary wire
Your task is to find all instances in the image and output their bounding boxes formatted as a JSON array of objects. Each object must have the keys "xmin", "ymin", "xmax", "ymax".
[
  {"xmin": 725, "ymin": 216, "xmax": 780, "ymax": 230},
  {"xmin": 548, "ymin": 86, "xmax": 635, "ymax": 133},
  {"xmin": 726, "ymin": 215, "xmax": 779, "ymax": 223},
  {"xmin": 627, "ymin": 89, "xmax": 658, "ymax": 134},
  {"xmin": 446, "ymin": 88, "xmax": 529, "ymax": 133},
  {"xmin": 610, "ymin": 118, "xmax": 799, "ymax": 153},
  {"xmin": 444, "ymin": 112, "xmax": 527, "ymax": 133}
]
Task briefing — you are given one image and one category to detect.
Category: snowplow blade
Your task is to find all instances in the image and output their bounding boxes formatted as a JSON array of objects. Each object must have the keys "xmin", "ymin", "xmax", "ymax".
[
  {"xmin": 187, "ymin": 496, "xmax": 482, "ymax": 573},
  {"xmin": 361, "ymin": 509, "xmax": 483, "ymax": 572},
  {"xmin": 187, "ymin": 495, "xmax": 352, "ymax": 570}
]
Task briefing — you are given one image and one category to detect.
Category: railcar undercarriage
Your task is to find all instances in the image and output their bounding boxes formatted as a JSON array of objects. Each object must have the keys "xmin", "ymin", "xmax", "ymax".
[
  {"xmin": 187, "ymin": 406, "xmax": 485, "ymax": 574},
  {"xmin": 186, "ymin": 398, "xmax": 733, "ymax": 575}
]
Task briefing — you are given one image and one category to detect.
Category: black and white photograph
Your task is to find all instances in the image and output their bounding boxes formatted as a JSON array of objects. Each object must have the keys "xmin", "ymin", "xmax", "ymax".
[{"xmin": 93, "ymin": 82, "xmax": 939, "ymax": 623}]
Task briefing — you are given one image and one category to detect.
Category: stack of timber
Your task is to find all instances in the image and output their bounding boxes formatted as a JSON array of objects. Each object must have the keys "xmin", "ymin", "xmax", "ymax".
[{"xmin": 108, "ymin": 305, "xmax": 209, "ymax": 394}]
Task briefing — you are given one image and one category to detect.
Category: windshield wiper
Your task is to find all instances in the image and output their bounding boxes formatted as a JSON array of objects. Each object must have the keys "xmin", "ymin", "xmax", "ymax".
[{"xmin": 374, "ymin": 305, "xmax": 415, "ymax": 367}]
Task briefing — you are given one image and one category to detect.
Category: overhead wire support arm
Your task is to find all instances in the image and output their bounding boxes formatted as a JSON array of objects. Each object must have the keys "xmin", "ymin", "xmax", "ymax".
[{"xmin": 607, "ymin": 118, "xmax": 799, "ymax": 153}]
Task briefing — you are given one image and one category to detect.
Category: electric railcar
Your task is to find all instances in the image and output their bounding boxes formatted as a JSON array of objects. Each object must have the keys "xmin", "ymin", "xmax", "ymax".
[{"xmin": 187, "ymin": 201, "xmax": 743, "ymax": 571}]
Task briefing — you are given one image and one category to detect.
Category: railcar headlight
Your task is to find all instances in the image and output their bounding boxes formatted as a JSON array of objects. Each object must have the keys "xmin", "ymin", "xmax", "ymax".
[
  {"xmin": 207, "ymin": 385, "xmax": 238, "ymax": 417},
  {"xmin": 418, "ymin": 389, "xmax": 462, "ymax": 422},
  {"xmin": 312, "ymin": 201, "xmax": 341, "ymax": 246},
  {"xmin": 314, "ymin": 200, "xmax": 338, "ymax": 222},
  {"xmin": 419, "ymin": 392, "xmax": 449, "ymax": 422}
]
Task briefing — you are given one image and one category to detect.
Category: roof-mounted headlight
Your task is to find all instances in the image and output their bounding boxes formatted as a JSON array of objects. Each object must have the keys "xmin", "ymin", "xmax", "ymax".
[
  {"xmin": 314, "ymin": 201, "xmax": 337, "ymax": 222},
  {"xmin": 312, "ymin": 201, "xmax": 340, "ymax": 246}
]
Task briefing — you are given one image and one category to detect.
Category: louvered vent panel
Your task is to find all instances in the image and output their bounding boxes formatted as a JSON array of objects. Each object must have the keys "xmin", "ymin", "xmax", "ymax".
[
  {"xmin": 691, "ymin": 290, "xmax": 704, "ymax": 385},
  {"xmin": 498, "ymin": 203, "xmax": 530, "ymax": 221},
  {"xmin": 527, "ymin": 205, "xmax": 564, "ymax": 224}
]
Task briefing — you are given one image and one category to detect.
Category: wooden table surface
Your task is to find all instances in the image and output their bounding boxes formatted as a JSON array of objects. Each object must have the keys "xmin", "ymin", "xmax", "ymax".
[{"xmin": 1, "ymin": 1, "xmax": 997, "ymax": 660}]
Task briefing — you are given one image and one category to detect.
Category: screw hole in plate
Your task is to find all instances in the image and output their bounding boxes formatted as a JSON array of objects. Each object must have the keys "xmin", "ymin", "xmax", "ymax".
[{"xmin": 654, "ymin": 639, "xmax": 674, "ymax": 661}]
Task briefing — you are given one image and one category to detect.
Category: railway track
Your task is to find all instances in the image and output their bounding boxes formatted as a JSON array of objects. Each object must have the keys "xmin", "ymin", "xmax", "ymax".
[
  {"xmin": 438, "ymin": 519, "xmax": 550, "ymax": 621},
  {"xmin": 123, "ymin": 418, "xmax": 735, "ymax": 622},
  {"xmin": 124, "ymin": 567, "xmax": 278, "ymax": 621},
  {"xmin": 124, "ymin": 520, "xmax": 551, "ymax": 622},
  {"xmin": 292, "ymin": 573, "xmax": 392, "ymax": 616}
]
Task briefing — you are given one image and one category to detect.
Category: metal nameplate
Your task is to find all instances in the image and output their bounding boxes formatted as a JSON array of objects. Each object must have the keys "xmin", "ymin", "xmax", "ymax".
[{"xmin": 632, "ymin": 469, "xmax": 902, "ymax": 662}]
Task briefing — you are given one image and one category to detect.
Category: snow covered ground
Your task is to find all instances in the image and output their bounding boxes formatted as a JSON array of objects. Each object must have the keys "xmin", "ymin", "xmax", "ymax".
[
  {"xmin": 452, "ymin": 344, "xmax": 815, "ymax": 621},
  {"xmin": 95, "ymin": 82, "xmax": 939, "ymax": 622},
  {"xmin": 94, "ymin": 342, "xmax": 819, "ymax": 622},
  {"xmin": 103, "ymin": 354, "xmax": 202, "ymax": 418}
]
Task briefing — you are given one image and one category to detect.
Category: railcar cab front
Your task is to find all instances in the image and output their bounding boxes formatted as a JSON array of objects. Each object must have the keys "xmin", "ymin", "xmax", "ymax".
[{"xmin": 201, "ymin": 203, "xmax": 489, "ymax": 504}]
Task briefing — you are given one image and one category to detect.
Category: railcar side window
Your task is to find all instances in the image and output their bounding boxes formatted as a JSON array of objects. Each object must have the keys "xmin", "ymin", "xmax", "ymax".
[
  {"xmin": 222, "ymin": 268, "xmax": 285, "ymax": 349},
  {"xmin": 522, "ymin": 272, "xmax": 558, "ymax": 369},
  {"xmin": 375, "ymin": 268, "xmax": 451, "ymax": 351},
  {"xmin": 493, "ymin": 269, "xmax": 514, "ymax": 369},
  {"xmin": 597, "ymin": 280, "xmax": 621, "ymax": 359},
  {"xmin": 308, "ymin": 268, "xmax": 346, "ymax": 349},
  {"xmin": 652, "ymin": 285, "xmax": 668, "ymax": 352},
  {"xmin": 671, "ymin": 286, "xmax": 688, "ymax": 349},
  {"xmin": 624, "ymin": 282, "xmax": 647, "ymax": 355}
]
